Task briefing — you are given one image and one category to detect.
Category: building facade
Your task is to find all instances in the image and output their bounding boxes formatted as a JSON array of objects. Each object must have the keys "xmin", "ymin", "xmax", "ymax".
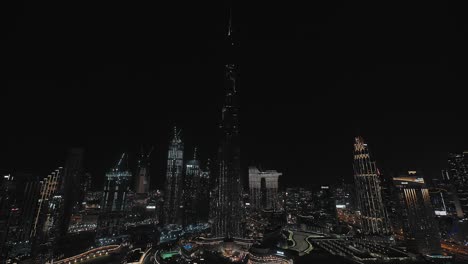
[
  {"xmin": 163, "ymin": 128, "xmax": 184, "ymax": 225},
  {"xmin": 101, "ymin": 153, "xmax": 132, "ymax": 212},
  {"xmin": 442, "ymin": 151, "xmax": 468, "ymax": 219},
  {"xmin": 183, "ymin": 149, "xmax": 201, "ymax": 226},
  {"xmin": 393, "ymin": 171, "xmax": 441, "ymax": 255},
  {"xmin": 97, "ymin": 154, "xmax": 132, "ymax": 239},
  {"xmin": 353, "ymin": 136, "xmax": 391, "ymax": 235},
  {"xmin": 60, "ymin": 148, "xmax": 85, "ymax": 237},
  {"xmin": 31, "ymin": 167, "xmax": 64, "ymax": 262},
  {"xmin": 135, "ymin": 147, "xmax": 153, "ymax": 194},
  {"xmin": 248, "ymin": 166, "xmax": 281, "ymax": 211},
  {"xmin": 211, "ymin": 15, "xmax": 243, "ymax": 238}
]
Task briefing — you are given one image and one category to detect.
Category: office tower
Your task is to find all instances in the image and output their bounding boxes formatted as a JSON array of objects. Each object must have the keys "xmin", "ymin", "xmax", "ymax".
[
  {"xmin": 248, "ymin": 166, "xmax": 281, "ymax": 211},
  {"xmin": 97, "ymin": 154, "xmax": 131, "ymax": 240},
  {"xmin": 163, "ymin": 127, "xmax": 184, "ymax": 225},
  {"xmin": 60, "ymin": 148, "xmax": 84, "ymax": 237},
  {"xmin": 183, "ymin": 148, "xmax": 201, "ymax": 226},
  {"xmin": 1, "ymin": 173, "xmax": 42, "ymax": 261},
  {"xmin": 393, "ymin": 171, "xmax": 441, "ymax": 254},
  {"xmin": 198, "ymin": 159, "xmax": 211, "ymax": 222},
  {"xmin": 82, "ymin": 172, "xmax": 93, "ymax": 193},
  {"xmin": 212, "ymin": 12, "xmax": 243, "ymax": 238},
  {"xmin": 442, "ymin": 151, "xmax": 468, "ymax": 219},
  {"xmin": 31, "ymin": 168, "xmax": 63, "ymax": 239},
  {"xmin": 101, "ymin": 153, "xmax": 132, "ymax": 212},
  {"xmin": 334, "ymin": 180, "xmax": 357, "ymax": 212},
  {"xmin": 314, "ymin": 185, "xmax": 337, "ymax": 224},
  {"xmin": 135, "ymin": 146, "xmax": 153, "ymax": 194},
  {"xmin": 0, "ymin": 174, "xmax": 16, "ymax": 260},
  {"xmin": 30, "ymin": 168, "xmax": 64, "ymax": 262},
  {"xmin": 437, "ymin": 153, "xmax": 468, "ymax": 244},
  {"xmin": 380, "ymin": 172, "xmax": 401, "ymax": 235},
  {"xmin": 429, "ymin": 175, "xmax": 451, "ymax": 218},
  {"xmin": 2, "ymin": 173, "xmax": 42, "ymax": 261},
  {"xmin": 353, "ymin": 136, "xmax": 390, "ymax": 235},
  {"xmin": 334, "ymin": 181, "xmax": 359, "ymax": 226}
]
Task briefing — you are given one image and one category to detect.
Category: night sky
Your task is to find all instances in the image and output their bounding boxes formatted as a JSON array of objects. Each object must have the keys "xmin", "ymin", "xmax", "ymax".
[{"xmin": 4, "ymin": 2, "xmax": 468, "ymax": 189}]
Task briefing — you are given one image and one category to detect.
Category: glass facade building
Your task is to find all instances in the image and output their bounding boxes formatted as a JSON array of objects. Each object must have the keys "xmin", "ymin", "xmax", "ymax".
[{"xmin": 353, "ymin": 136, "xmax": 390, "ymax": 235}]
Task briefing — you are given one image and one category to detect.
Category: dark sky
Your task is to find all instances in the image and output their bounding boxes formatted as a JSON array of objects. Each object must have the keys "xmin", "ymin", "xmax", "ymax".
[{"xmin": 4, "ymin": 2, "xmax": 468, "ymax": 189}]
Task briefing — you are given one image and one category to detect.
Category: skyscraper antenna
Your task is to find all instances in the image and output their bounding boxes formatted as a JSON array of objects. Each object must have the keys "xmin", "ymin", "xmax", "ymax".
[
  {"xmin": 148, "ymin": 146, "xmax": 154, "ymax": 157},
  {"xmin": 227, "ymin": 7, "xmax": 232, "ymax": 37}
]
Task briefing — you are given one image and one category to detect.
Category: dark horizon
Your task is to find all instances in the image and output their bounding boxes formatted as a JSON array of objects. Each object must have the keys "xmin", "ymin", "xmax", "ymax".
[{"xmin": 5, "ymin": 2, "xmax": 468, "ymax": 189}]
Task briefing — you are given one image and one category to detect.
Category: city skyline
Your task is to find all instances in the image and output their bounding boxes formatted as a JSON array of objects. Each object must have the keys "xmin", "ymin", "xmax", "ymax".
[{"xmin": 4, "ymin": 2, "xmax": 468, "ymax": 262}]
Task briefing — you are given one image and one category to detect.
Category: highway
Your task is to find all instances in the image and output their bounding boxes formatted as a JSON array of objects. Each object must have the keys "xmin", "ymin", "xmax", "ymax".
[
  {"xmin": 441, "ymin": 241, "xmax": 468, "ymax": 261},
  {"xmin": 53, "ymin": 245, "xmax": 121, "ymax": 264}
]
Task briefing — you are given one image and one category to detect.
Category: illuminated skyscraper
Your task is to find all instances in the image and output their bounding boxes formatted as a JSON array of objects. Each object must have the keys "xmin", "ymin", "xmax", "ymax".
[
  {"xmin": 198, "ymin": 160, "xmax": 211, "ymax": 222},
  {"xmin": 1, "ymin": 173, "xmax": 42, "ymax": 261},
  {"xmin": 248, "ymin": 166, "xmax": 281, "ymax": 211},
  {"xmin": 212, "ymin": 11, "xmax": 243, "ymax": 238},
  {"xmin": 0, "ymin": 174, "xmax": 16, "ymax": 260},
  {"xmin": 31, "ymin": 167, "xmax": 64, "ymax": 262},
  {"xmin": 183, "ymin": 148, "xmax": 201, "ymax": 226},
  {"xmin": 101, "ymin": 153, "xmax": 132, "ymax": 212},
  {"xmin": 163, "ymin": 127, "xmax": 184, "ymax": 225},
  {"xmin": 97, "ymin": 154, "xmax": 131, "ymax": 240},
  {"xmin": 353, "ymin": 136, "xmax": 390, "ymax": 235},
  {"xmin": 442, "ymin": 151, "xmax": 468, "ymax": 219},
  {"xmin": 135, "ymin": 147, "xmax": 153, "ymax": 194},
  {"xmin": 59, "ymin": 148, "xmax": 85, "ymax": 235},
  {"xmin": 393, "ymin": 171, "xmax": 441, "ymax": 254}
]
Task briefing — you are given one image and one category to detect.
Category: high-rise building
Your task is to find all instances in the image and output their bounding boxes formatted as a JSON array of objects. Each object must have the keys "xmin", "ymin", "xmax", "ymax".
[
  {"xmin": 1, "ymin": 172, "xmax": 45, "ymax": 262},
  {"xmin": 135, "ymin": 147, "xmax": 153, "ymax": 194},
  {"xmin": 353, "ymin": 136, "xmax": 390, "ymax": 235},
  {"xmin": 436, "ymin": 152, "xmax": 468, "ymax": 244},
  {"xmin": 248, "ymin": 166, "xmax": 281, "ymax": 211},
  {"xmin": 393, "ymin": 171, "xmax": 441, "ymax": 255},
  {"xmin": 198, "ymin": 160, "xmax": 211, "ymax": 222},
  {"xmin": 60, "ymin": 148, "xmax": 85, "ymax": 237},
  {"xmin": 101, "ymin": 153, "xmax": 132, "ymax": 212},
  {"xmin": 30, "ymin": 167, "xmax": 64, "ymax": 262},
  {"xmin": 183, "ymin": 148, "xmax": 201, "ymax": 226},
  {"xmin": 334, "ymin": 181, "xmax": 359, "ymax": 226},
  {"xmin": 97, "ymin": 154, "xmax": 132, "ymax": 240},
  {"xmin": 334, "ymin": 180, "xmax": 357, "ymax": 212},
  {"xmin": 313, "ymin": 185, "xmax": 337, "ymax": 226},
  {"xmin": 211, "ymin": 12, "xmax": 243, "ymax": 238},
  {"xmin": 82, "ymin": 172, "xmax": 93, "ymax": 193},
  {"xmin": 163, "ymin": 127, "xmax": 184, "ymax": 225},
  {"xmin": 442, "ymin": 151, "xmax": 468, "ymax": 219},
  {"xmin": 1, "ymin": 174, "xmax": 16, "ymax": 260}
]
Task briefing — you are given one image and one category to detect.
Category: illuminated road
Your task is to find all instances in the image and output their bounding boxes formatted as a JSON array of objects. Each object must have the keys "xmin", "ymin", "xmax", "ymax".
[
  {"xmin": 53, "ymin": 245, "xmax": 121, "ymax": 264},
  {"xmin": 441, "ymin": 241, "xmax": 468, "ymax": 260},
  {"xmin": 140, "ymin": 248, "xmax": 154, "ymax": 264},
  {"xmin": 153, "ymin": 250, "xmax": 161, "ymax": 264},
  {"xmin": 285, "ymin": 230, "xmax": 319, "ymax": 256}
]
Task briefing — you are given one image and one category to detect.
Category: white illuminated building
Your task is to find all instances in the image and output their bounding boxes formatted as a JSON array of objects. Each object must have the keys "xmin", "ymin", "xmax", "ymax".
[{"xmin": 248, "ymin": 166, "xmax": 282, "ymax": 211}]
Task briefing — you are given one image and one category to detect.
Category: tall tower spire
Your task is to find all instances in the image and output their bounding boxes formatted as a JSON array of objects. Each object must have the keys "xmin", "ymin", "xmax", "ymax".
[
  {"xmin": 164, "ymin": 127, "xmax": 184, "ymax": 225},
  {"xmin": 227, "ymin": 7, "xmax": 232, "ymax": 37},
  {"xmin": 212, "ymin": 5, "xmax": 243, "ymax": 239},
  {"xmin": 353, "ymin": 136, "xmax": 391, "ymax": 235}
]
